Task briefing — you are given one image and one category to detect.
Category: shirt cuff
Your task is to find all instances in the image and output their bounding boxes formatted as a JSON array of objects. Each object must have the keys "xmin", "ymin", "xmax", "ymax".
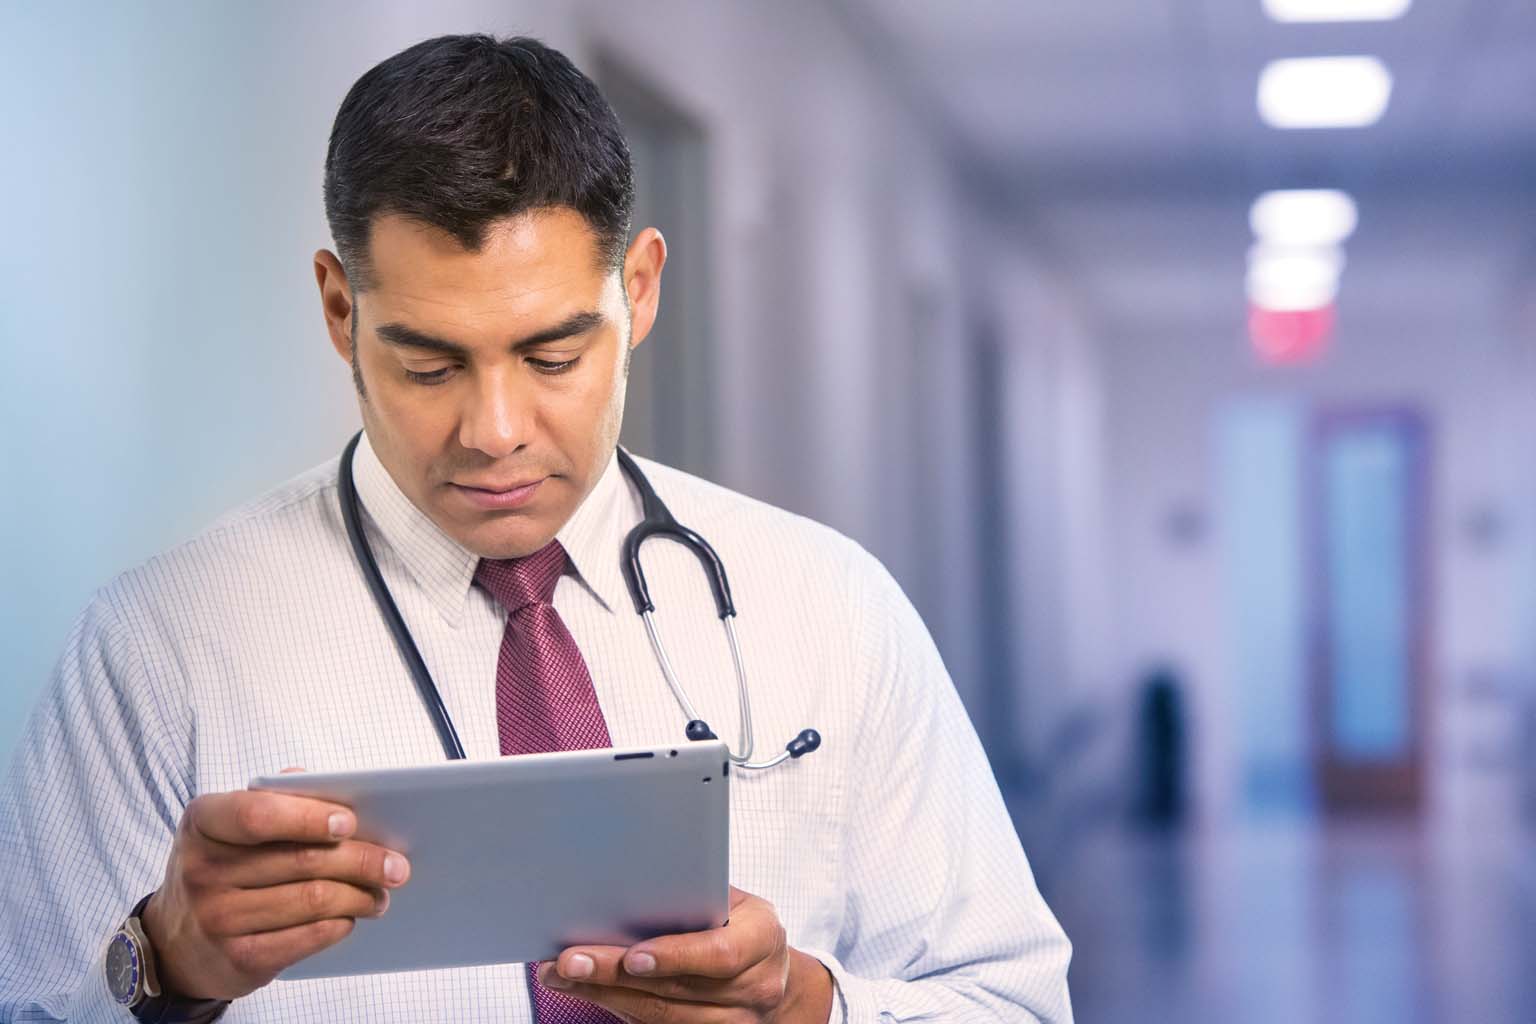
[{"xmin": 67, "ymin": 950, "xmax": 135, "ymax": 1023}]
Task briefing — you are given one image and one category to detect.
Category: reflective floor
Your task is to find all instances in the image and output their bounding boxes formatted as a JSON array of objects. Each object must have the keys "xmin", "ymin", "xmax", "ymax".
[{"xmin": 1038, "ymin": 818, "xmax": 1536, "ymax": 1023}]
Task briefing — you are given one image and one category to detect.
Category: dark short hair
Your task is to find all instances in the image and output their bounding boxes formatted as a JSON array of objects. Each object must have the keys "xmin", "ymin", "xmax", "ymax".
[{"xmin": 323, "ymin": 34, "xmax": 634, "ymax": 291}]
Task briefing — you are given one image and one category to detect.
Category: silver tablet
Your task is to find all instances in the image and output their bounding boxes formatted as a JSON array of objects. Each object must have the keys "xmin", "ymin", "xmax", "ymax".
[{"xmin": 248, "ymin": 740, "xmax": 730, "ymax": 980}]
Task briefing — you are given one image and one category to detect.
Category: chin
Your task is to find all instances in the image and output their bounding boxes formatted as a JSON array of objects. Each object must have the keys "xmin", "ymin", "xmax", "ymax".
[{"xmin": 460, "ymin": 520, "xmax": 558, "ymax": 561}]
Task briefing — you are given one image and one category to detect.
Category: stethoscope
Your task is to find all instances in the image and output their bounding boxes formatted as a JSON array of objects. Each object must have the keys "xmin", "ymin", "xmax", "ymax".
[{"xmin": 337, "ymin": 431, "xmax": 822, "ymax": 770}]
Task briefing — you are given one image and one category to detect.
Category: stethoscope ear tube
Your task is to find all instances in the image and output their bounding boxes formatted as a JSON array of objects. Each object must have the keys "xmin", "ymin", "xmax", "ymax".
[
  {"xmin": 616, "ymin": 448, "xmax": 735, "ymax": 619},
  {"xmin": 622, "ymin": 519, "xmax": 736, "ymax": 619},
  {"xmin": 614, "ymin": 446, "xmax": 822, "ymax": 771}
]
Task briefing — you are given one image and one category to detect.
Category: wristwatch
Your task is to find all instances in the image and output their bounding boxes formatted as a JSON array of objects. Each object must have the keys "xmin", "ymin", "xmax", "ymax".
[{"xmin": 106, "ymin": 893, "xmax": 231, "ymax": 1023}]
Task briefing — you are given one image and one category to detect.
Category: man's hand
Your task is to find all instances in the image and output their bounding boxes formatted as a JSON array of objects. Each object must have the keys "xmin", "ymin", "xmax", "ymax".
[
  {"xmin": 536, "ymin": 885, "xmax": 835, "ymax": 1023},
  {"xmin": 140, "ymin": 770, "xmax": 411, "ymax": 1000}
]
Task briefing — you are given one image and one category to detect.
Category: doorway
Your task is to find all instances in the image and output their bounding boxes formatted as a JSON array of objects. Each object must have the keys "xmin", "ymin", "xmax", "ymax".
[
  {"xmin": 1221, "ymin": 402, "xmax": 1432, "ymax": 816},
  {"xmin": 1308, "ymin": 410, "xmax": 1430, "ymax": 813}
]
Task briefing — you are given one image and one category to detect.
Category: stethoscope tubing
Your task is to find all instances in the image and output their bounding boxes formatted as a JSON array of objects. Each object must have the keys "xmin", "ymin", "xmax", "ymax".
[
  {"xmin": 339, "ymin": 432, "xmax": 467, "ymax": 760},
  {"xmin": 338, "ymin": 432, "xmax": 819, "ymax": 770}
]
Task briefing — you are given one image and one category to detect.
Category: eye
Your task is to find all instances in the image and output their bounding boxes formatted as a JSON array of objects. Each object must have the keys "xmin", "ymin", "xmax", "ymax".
[
  {"xmin": 528, "ymin": 357, "xmax": 580, "ymax": 375},
  {"xmin": 403, "ymin": 367, "xmax": 454, "ymax": 385}
]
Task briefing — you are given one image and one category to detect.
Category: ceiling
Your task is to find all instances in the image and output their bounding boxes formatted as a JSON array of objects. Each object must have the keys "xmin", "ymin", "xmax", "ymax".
[{"xmin": 844, "ymin": 0, "xmax": 1536, "ymax": 340}]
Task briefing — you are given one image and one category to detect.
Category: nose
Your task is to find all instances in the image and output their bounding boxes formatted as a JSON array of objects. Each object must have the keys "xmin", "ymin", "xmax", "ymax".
[{"xmin": 457, "ymin": 367, "xmax": 535, "ymax": 460}]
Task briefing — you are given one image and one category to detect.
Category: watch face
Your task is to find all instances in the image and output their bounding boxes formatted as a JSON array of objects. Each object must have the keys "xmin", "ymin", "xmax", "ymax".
[{"xmin": 105, "ymin": 932, "xmax": 140, "ymax": 1004}]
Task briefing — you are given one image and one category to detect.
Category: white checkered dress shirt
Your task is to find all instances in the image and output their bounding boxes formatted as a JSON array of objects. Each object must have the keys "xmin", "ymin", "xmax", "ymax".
[{"xmin": 0, "ymin": 433, "xmax": 1072, "ymax": 1022}]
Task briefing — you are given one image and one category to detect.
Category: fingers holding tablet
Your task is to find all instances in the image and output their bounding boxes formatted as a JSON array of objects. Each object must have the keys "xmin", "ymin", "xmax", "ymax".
[
  {"xmin": 536, "ymin": 885, "xmax": 829, "ymax": 1021},
  {"xmin": 139, "ymin": 778, "xmax": 412, "ymax": 1001},
  {"xmin": 208, "ymin": 836, "xmax": 411, "ymax": 892}
]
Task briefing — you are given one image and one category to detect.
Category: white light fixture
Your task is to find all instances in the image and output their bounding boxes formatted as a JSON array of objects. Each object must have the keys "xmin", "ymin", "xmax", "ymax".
[
  {"xmin": 1250, "ymin": 190, "xmax": 1359, "ymax": 248},
  {"xmin": 1247, "ymin": 244, "xmax": 1345, "ymax": 311},
  {"xmin": 1263, "ymin": 0, "xmax": 1410, "ymax": 22},
  {"xmin": 1258, "ymin": 56, "xmax": 1393, "ymax": 129}
]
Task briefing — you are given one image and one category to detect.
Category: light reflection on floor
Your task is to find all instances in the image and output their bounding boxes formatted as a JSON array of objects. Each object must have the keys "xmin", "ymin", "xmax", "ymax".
[{"xmin": 1035, "ymin": 818, "xmax": 1536, "ymax": 1023}]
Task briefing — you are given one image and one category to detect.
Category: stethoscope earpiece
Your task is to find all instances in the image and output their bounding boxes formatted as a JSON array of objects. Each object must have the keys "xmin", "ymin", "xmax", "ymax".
[
  {"xmin": 788, "ymin": 729, "xmax": 821, "ymax": 759},
  {"xmin": 686, "ymin": 721, "xmax": 822, "ymax": 769}
]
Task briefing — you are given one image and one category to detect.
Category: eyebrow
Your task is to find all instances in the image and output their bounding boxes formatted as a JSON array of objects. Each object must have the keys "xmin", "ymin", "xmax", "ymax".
[{"xmin": 374, "ymin": 310, "xmax": 607, "ymax": 357}]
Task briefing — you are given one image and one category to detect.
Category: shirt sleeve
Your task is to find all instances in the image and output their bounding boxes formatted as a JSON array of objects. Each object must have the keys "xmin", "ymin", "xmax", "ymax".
[
  {"xmin": 798, "ymin": 549, "xmax": 1073, "ymax": 1023},
  {"xmin": 0, "ymin": 588, "xmax": 192, "ymax": 1022}
]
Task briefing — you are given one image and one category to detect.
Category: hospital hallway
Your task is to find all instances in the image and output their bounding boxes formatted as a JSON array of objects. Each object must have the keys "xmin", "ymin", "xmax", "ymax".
[
  {"xmin": 7, "ymin": 2, "xmax": 1536, "ymax": 1021},
  {"xmin": 1027, "ymin": 816, "xmax": 1536, "ymax": 1023}
]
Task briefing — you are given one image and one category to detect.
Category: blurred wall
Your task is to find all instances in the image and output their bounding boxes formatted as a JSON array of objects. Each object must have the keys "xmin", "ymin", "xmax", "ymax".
[
  {"xmin": 0, "ymin": 2, "xmax": 1105, "ymax": 780},
  {"xmin": 979, "ymin": 238, "xmax": 1111, "ymax": 783},
  {"xmin": 0, "ymin": 3, "xmax": 364, "ymax": 760}
]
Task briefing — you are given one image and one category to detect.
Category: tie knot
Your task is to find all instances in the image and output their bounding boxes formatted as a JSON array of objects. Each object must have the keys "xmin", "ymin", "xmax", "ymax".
[{"xmin": 474, "ymin": 540, "xmax": 568, "ymax": 614}]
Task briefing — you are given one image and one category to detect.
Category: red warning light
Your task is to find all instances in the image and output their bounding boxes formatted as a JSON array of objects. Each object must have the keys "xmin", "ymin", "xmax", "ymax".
[{"xmin": 1248, "ymin": 302, "xmax": 1334, "ymax": 365}]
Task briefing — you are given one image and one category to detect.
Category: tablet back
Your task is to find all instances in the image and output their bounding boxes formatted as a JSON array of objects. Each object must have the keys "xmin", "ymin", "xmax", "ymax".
[{"xmin": 250, "ymin": 740, "xmax": 730, "ymax": 979}]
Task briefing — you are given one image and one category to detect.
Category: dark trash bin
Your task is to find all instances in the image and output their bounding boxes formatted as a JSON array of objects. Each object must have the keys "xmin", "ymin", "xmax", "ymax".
[{"xmin": 1134, "ymin": 667, "xmax": 1187, "ymax": 827}]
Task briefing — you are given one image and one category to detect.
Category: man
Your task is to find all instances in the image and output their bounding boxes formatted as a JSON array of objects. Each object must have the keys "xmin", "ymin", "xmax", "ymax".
[{"xmin": 0, "ymin": 34, "xmax": 1071, "ymax": 1023}]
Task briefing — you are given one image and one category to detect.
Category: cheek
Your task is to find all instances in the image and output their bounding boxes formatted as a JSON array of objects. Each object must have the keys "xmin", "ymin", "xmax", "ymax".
[
  {"xmin": 596, "ymin": 355, "xmax": 631, "ymax": 433},
  {"xmin": 538, "ymin": 367, "xmax": 626, "ymax": 465},
  {"xmin": 559, "ymin": 352, "xmax": 627, "ymax": 423},
  {"xmin": 364, "ymin": 377, "xmax": 462, "ymax": 465},
  {"xmin": 381, "ymin": 386, "xmax": 455, "ymax": 438}
]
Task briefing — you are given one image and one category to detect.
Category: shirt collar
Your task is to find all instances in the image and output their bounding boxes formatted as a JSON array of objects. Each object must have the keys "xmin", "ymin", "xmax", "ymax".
[
  {"xmin": 554, "ymin": 447, "xmax": 633, "ymax": 616},
  {"xmin": 349, "ymin": 432, "xmax": 634, "ymax": 625}
]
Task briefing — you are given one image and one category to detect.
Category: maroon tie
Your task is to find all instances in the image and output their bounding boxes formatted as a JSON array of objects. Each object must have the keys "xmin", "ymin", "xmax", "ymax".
[{"xmin": 475, "ymin": 541, "xmax": 622, "ymax": 1024}]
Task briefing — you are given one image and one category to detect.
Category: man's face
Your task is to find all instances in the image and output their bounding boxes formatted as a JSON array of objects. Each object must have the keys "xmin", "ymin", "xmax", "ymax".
[{"xmin": 315, "ymin": 208, "xmax": 665, "ymax": 559}]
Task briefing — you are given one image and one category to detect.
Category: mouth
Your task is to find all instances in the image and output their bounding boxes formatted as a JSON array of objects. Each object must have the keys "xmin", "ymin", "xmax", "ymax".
[{"xmin": 448, "ymin": 476, "xmax": 547, "ymax": 511}]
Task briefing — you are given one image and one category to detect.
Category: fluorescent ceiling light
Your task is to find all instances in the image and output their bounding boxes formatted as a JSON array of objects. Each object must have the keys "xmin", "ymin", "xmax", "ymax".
[
  {"xmin": 1250, "ymin": 190, "xmax": 1359, "ymax": 248},
  {"xmin": 1263, "ymin": 0, "xmax": 1410, "ymax": 22},
  {"xmin": 1258, "ymin": 56, "xmax": 1393, "ymax": 129},
  {"xmin": 1247, "ymin": 244, "xmax": 1345, "ymax": 312}
]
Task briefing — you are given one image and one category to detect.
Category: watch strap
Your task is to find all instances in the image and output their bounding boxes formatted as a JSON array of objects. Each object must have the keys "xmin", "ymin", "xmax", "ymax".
[{"xmin": 123, "ymin": 892, "xmax": 232, "ymax": 1024}]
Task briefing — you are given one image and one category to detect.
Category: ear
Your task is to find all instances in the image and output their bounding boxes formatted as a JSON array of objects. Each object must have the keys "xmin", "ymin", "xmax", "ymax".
[
  {"xmin": 622, "ymin": 227, "xmax": 667, "ymax": 350},
  {"xmin": 313, "ymin": 249, "xmax": 356, "ymax": 365}
]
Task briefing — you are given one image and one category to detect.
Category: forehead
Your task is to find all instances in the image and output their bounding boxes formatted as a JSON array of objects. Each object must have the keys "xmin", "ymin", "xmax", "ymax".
[{"xmin": 363, "ymin": 208, "xmax": 610, "ymax": 322}]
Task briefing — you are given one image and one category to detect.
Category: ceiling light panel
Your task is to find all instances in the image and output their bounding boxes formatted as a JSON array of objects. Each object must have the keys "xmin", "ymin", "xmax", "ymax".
[
  {"xmin": 1247, "ymin": 244, "xmax": 1346, "ymax": 312},
  {"xmin": 1263, "ymin": 0, "xmax": 1411, "ymax": 23},
  {"xmin": 1258, "ymin": 56, "xmax": 1394, "ymax": 129},
  {"xmin": 1250, "ymin": 190, "xmax": 1359, "ymax": 248}
]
